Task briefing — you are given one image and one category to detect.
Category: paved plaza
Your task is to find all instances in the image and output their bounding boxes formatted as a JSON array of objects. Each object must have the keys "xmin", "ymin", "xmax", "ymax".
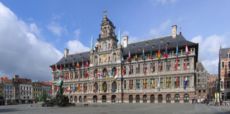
[{"xmin": 0, "ymin": 103, "xmax": 230, "ymax": 114}]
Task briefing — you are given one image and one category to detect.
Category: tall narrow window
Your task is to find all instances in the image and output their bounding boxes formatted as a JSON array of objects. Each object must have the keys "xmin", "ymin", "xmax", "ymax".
[
  {"xmin": 129, "ymin": 80, "xmax": 133, "ymax": 90},
  {"xmin": 136, "ymin": 79, "xmax": 140, "ymax": 90}
]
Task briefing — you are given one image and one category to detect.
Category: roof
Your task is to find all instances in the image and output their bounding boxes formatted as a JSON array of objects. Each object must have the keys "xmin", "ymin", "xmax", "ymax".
[
  {"xmin": 220, "ymin": 48, "xmax": 230, "ymax": 58},
  {"xmin": 122, "ymin": 34, "xmax": 198, "ymax": 56},
  {"xmin": 54, "ymin": 34, "xmax": 198, "ymax": 66},
  {"xmin": 56, "ymin": 51, "xmax": 90, "ymax": 65}
]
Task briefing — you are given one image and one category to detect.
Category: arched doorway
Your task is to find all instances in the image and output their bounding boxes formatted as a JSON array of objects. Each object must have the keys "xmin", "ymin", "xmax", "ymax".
[
  {"xmin": 174, "ymin": 94, "xmax": 180, "ymax": 103},
  {"xmin": 102, "ymin": 82, "xmax": 107, "ymax": 92},
  {"xmin": 93, "ymin": 95, "xmax": 97, "ymax": 103},
  {"xmin": 111, "ymin": 95, "xmax": 116, "ymax": 103},
  {"xmin": 166, "ymin": 94, "xmax": 171, "ymax": 103},
  {"xmin": 111, "ymin": 81, "xmax": 117, "ymax": 93},
  {"xmin": 84, "ymin": 96, "xmax": 87, "ymax": 102},
  {"xmin": 129, "ymin": 95, "xmax": 133, "ymax": 103},
  {"xmin": 136, "ymin": 95, "xmax": 140, "ymax": 103},
  {"xmin": 93, "ymin": 82, "xmax": 98, "ymax": 93},
  {"xmin": 102, "ymin": 95, "xmax": 107, "ymax": 103},
  {"xmin": 79, "ymin": 96, "xmax": 82, "ymax": 103},
  {"xmin": 143, "ymin": 95, "xmax": 147, "ymax": 103},
  {"xmin": 150, "ymin": 94, "xmax": 155, "ymax": 103},
  {"xmin": 184, "ymin": 94, "xmax": 189, "ymax": 103},
  {"xmin": 70, "ymin": 96, "xmax": 73, "ymax": 102},
  {"xmin": 158, "ymin": 94, "xmax": 163, "ymax": 103},
  {"xmin": 74, "ymin": 96, "xmax": 77, "ymax": 103}
]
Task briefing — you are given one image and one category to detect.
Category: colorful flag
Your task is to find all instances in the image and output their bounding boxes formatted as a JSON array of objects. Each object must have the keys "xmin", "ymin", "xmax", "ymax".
[
  {"xmin": 164, "ymin": 45, "xmax": 168, "ymax": 59},
  {"xmin": 185, "ymin": 44, "xmax": 189, "ymax": 56},
  {"xmin": 183, "ymin": 60, "xmax": 187, "ymax": 70},
  {"xmin": 142, "ymin": 48, "xmax": 146, "ymax": 60},
  {"xmin": 128, "ymin": 51, "xmax": 131, "ymax": 62},
  {"xmin": 157, "ymin": 50, "xmax": 161, "ymax": 60},
  {"xmin": 157, "ymin": 77, "xmax": 160, "ymax": 88},
  {"xmin": 184, "ymin": 77, "xmax": 188, "ymax": 90}
]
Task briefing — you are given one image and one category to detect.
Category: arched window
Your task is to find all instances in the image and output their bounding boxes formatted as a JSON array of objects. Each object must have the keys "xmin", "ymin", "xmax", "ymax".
[
  {"xmin": 166, "ymin": 94, "xmax": 171, "ymax": 103},
  {"xmin": 143, "ymin": 95, "xmax": 147, "ymax": 103},
  {"xmin": 184, "ymin": 94, "xmax": 189, "ymax": 103},
  {"xmin": 83, "ymin": 83, "xmax": 87, "ymax": 93},
  {"xmin": 102, "ymin": 82, "xmax": 107, "ymax": 92},
  {"xmin": 174, "ymin": 94, "xmax": 180, "ymax": 103},
  {"xmin": 129, "ymin": 95, "xmax": 133, "ymax": 103},
  {"xmin": 111, "ymin": 67, "xmax": 117, "ymax": 77},
  {"xmin": 150, "ymin": 94, "xmax": 155, "ymax": 103},
  {"xmin": 158, "ymin": 94, "xmax": 163, "ymax": 103},
  {"xmin": 103, "ymin": 68, "xmax": 108, "ymax": 77},
  {"xmin": 111, "ymin": 81, "xmax": 117, "ymax": 93},
  {"xmin": 93, "ymin": 82, "xmax": 98, "ymax": 93}
]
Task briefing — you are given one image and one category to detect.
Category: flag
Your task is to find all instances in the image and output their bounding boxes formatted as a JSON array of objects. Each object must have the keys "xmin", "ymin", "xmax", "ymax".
[
  {"xmin": 176, "ymin": 43, "xmax": 179, "ymax": 57},
  {"xmin": 184, "ymin": 77, "xmax": 188, "ymax": 90},
  {"xmin": 157, "ymin": 77, "xmax": 160, "ymax": 88},
  {"xmin": 157, "ymin": 50, "xmax": 161, "ymax": 60},
  {"xmin": 176, "ymin": 77, "xmax": 179, "ymax": 88},
  {"xmin": 183, "ymin": 60, "xmax": 187, "ymax": 70},
  {"xmin": 142, "ymin": 48, "xmax": 146, "ymax": 60},
  {"xmin": 150, "ymin": 50, "xmax": 153, "ymax": 59},
  {"xmin": 164, "ymin": 45, "xmax": 168, "ymax": 59},
  {"xmin": 128, "ymin": 51, "xmax": 131, "ymax": 62},
  {"xmin": 185, "ymin": 44, "xmax": 189, "ymax": 56}
]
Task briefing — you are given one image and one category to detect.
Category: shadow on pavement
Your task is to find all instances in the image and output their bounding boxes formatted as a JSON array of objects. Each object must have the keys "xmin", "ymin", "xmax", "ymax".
[{"xmin": 0, "ymin": 108, "xmax": 19, "ymax": 113}]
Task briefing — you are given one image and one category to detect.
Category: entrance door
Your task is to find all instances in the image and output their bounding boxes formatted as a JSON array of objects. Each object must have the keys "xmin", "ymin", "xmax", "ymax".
[
  {"xmin": 158, "ymin": 94, "xmax": 163, "ymax": 103},
  {"xmin": 93, "ymin": 95, "xmax": 97, "ymax": 103},
  {"xmin": 102, "ymin": 95, "xmax": 107, "ymax": 103},
  {"xmin": 129, "ymin": 95, "xmax": 133, "ymax": 103},
  {"xmin": 111, "ymin": 95, "xmax": 116, "ymax": 103},
  {"xmin": 150, "ymin": 94, "xmax": 155, "ymax": 103}
]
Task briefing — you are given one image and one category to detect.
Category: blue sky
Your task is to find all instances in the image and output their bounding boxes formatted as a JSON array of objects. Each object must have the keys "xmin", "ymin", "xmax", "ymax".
[{"xmin": 0, "ymin": 0, "xmax": 230, "ymax": 80}]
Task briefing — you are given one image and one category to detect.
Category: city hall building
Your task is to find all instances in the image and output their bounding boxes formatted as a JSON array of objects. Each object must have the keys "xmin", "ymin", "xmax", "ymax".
[{"xmin": 50, "ymin": 14, "xmax": 199, "ymax": 104}]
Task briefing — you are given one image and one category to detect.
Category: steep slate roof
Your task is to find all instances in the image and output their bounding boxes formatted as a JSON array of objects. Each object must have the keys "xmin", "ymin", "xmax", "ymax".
[
  {"xmin": 220, "ymin": 48, "xmax": 230, "ymax": 58},
  {"xmin": 54, "ymin": 34, "xmax": 198, "ymax": 65},
  {"xmin": 122, "ymin": 34, "xmax": 197, "ymax": 56},
  {"xmin": 56, "ymin": 51, "xmax": 90, "ymax": 65}
]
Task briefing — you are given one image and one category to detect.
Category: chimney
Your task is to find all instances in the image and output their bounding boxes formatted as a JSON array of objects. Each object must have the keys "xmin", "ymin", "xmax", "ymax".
[
  {"xmin": 122, "ymin": 35, "xmax": 129, "ymax": 48},
  {"xmin": 171, "ymin": 25, "xmax": 177, "ymax": 39},
  {"xmin": 64, "ymin": 48, "xmax": 69, "ymax": 58}
]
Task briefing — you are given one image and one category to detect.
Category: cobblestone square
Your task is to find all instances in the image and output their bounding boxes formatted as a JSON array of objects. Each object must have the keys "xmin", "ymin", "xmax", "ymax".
[{"xmin": 0, "ymin": 104, "xmax": 230, "ymax": 114}]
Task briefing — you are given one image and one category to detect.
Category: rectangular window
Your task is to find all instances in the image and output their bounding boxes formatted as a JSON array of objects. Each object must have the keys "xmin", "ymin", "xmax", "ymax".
[
  {"xmin": 136, "ymin": 64, "xmax": 140, "ymax": 74},
  {"xmin": 158, "ymin": 62, "xmax": 163, "ymax": 72},
  {"xmin": 129, "ymin": 80, "xmax": 133, "ymax": 90},
  {"xmin": 160, "ymin": 78, "xmax": 163, "ymax": 88},
  {"xmin": 222, "ymin": 62, "xmax": 224, "ymax": 68},
  {"xmin": 124, "ymin": 80, "xmax": 126, "ymax": 90},
  {"xmin": 151, "ymin": 62, "xmax": 155, "ymax": 73},
  {"xmin": 143, "ymin": 79, "xmax": 147, "ymax": 89},
  {"xmin": 166, "ymin": 77, "xmax": 171, "ymax": 88},
  {"xmin": 136, "ymin": 79, "xmax": 140, "ymax": 89},
  {"xmin": 166, "ymin": 61, "xmax": 171, "ymax": 71},
  {"xmin": 227, "ymin": 81, "xmax": 230, "ymax": 88},
  {"xmin": 150, "ymin": 78, "xmax": 155, "ymax": 89},
  {"xmin": 143, "ymin": 63, "xmax": 147, "ymax": 75},
  {"xmin": 129, "ymin": 65, "xmax": 133, "ymax": 75},
  {"xmin": 174, "ymin": 77, "xmax": 180, "ymax": 88}
]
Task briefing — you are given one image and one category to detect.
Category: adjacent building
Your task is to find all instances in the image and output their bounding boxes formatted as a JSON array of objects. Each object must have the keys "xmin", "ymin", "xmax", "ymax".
[
  {"xmin": 195, "ymin": 62, "xmax": 208, "ymax": 102},
  {"xmin": 220, "ymin": 48, "xmax": 230, "ymax": 100},
  {"xmin": 12, "ymin": 75, "xmax": 33, "ymax": 103},
  {"xmin": 51, "ymin": 14, "xmax": 199, "ymax": 103},
  {"xmin": 207, "ymin": 74, "xmax": 218, "ymax": 101}
]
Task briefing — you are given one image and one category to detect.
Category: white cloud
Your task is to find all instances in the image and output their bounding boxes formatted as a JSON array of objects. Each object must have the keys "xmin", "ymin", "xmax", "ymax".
[
  {"xmin": 191, "ymin": 34, "xmax": 230, "ymax": 74},
  {"xmin": 149, "ymin": 20, "xmax": 172, "ymax": 37},
  {"xmin": 47, "ymin": 21, "xmax": 66, "ymax": 37},
  {"xmin": 0, "ymin": 2, "xmax": 62, "ymax": 81},
  {"xmin": 67, "ymin": 40, "xmax": 90, "ymax": 54}
]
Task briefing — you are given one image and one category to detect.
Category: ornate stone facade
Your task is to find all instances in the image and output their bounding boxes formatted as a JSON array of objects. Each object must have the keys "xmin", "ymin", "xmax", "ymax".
[{"xmin": 51, "ymin": 14, "xmax": 199, "ymax": 104}]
